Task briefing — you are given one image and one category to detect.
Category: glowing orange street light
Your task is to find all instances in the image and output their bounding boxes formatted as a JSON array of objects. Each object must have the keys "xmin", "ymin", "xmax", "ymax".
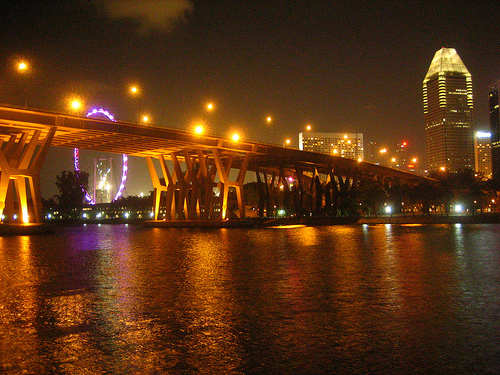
[
  {"xmin": 284, "ymin": 139, "xmax": 291, "ymax": 147},
  {"xmin": 306, "ymin": 124, "xmax": 312, "ymax": 131},
  {"xmin": 194, "ymin": 124, "xmax": 204, "ymax": 135},
  {"xmin": 18, "ymin": 61, "xmax": 28, "ymax": 73},
  {"xmin": 129, "ymin": 85, "xmax": 139, "ymax": 95},
  {"xmin": 266, "ymin": 116, "xmax": 272, "ymax": 123},
  {"xmin": 141, "ymin": 114, "xmax": 150, "ymax": 123},
  {"xmin": 231, "ymin": 133, "xmax": 240, "ymax": 142},
  {"xmin": 206, "ymin": 102, "xmax": 215, "ymax": 111},
  {"xmin": 69, "ymin": 98, "xmax": 82, "ymax": 111}
]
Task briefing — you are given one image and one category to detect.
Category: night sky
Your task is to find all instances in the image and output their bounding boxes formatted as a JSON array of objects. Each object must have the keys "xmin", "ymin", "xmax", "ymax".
[{"xmin": 1, "ymin": 0, "xmax": 499, "ymax": 198}]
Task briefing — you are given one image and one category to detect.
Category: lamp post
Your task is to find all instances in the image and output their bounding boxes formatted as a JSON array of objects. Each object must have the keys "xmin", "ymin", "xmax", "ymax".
[
  {"xmin": 198, "ymin": 101, "xmax": 215, "ymax": 135},
  {"xmin": 129, "ymin": 84, "xmax": 144, "ymax": 122},
  {"xmin": 266, "ymin": 116, "xmax": 275, "ymax": 143},
  {"xmin": 16, "ymin": 60, "xmax": 30, "ymax": 107}
]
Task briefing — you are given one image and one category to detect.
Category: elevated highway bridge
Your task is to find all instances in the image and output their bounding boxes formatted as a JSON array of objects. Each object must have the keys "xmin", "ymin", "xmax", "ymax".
[{"xmin": 0, "ymin": 105, "xmax": 427, "ymax": 224}]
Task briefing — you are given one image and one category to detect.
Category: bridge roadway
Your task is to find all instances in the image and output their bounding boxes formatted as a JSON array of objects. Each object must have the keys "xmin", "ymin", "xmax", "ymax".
[{"xmin": 0, "ymin": 105, "xmax": 425, "ymax": 224}]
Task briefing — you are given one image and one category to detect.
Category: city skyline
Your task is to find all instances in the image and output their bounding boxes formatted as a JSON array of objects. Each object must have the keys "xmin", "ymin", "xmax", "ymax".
[{"xmin": 1, "ymin": 1, "xmax": 499, "ymax": 197}]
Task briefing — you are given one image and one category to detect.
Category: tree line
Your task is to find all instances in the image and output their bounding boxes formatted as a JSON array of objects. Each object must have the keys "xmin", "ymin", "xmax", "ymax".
[{"xmin": 45, "ymin": 169, "xmax": 500, "ymax": 220}]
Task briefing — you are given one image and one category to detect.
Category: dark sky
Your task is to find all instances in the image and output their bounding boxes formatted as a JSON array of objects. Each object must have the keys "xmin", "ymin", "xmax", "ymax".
[{"xmin": 1, "ymin": 0, "xmax": 499, "ymax": 198}]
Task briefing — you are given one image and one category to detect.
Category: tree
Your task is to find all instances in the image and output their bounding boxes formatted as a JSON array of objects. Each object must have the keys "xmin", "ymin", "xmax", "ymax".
[{"xmin": 55, "ymin": 170, "xmax": 89, "ymax": 218}]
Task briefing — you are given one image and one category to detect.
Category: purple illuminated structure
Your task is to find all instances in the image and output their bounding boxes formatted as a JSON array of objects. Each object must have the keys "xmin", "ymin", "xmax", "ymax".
[{"xmin": 74, "ymin": 108, "xmax": 128, "ymax": 204}]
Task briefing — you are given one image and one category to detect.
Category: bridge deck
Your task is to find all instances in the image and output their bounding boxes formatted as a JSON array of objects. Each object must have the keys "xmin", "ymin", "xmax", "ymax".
[{"xmin": 0, "ymin": 106, "xmax": 422, "ymax": 183}]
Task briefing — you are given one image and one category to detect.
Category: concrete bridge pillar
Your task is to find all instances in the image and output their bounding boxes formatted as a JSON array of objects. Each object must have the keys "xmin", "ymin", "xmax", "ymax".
[{"xmin": 0, "ymin": 128, "xmax": 55, "ymax": 223}]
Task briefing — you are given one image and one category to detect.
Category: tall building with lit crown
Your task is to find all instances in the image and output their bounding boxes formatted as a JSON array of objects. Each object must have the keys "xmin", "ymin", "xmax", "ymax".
[
  {"xmin": 423, "ymin": 48, "xmax": 474, "ymax": 173},
  {"xmin": 490, "ymin": 83, "xmax": 500, "ymax": 181},
  {"xmin": 299, "ymin": 132, "xmax": 364, "ymax": 160},
  {"xmin": 474, "ymin": 131, "xmax": 492, "ymax": 179},
  {"xmin": 94, "ymin": 158, "xmax": 113, "ymax": 204}
]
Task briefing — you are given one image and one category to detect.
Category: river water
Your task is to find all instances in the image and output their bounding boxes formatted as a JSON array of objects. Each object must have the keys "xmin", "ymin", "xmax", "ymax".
[{"xmin": 1, "ymin": 223, "xmax": 500, "ymax": 374}]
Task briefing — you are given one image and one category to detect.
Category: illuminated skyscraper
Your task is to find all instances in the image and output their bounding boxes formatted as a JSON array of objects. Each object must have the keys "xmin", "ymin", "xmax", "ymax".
[
  {"xmin": 474, "ymin": 131, "xmax": 492, "ymax": 179},
  {"xmin": 299, "ymin": 132, "xmax": 364, "ymax": 160},
  {"xmin": 423, "ymin": 48, "xmax": 474, "ymax": 173},
  {"xmin": 490, "ymin": 83, "xmax": 500, "ymax": 181}
]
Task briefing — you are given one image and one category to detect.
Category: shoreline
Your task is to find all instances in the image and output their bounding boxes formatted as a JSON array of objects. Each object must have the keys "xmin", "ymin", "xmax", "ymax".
[
  {"xmin": 357, "ymin": 213, "xmax": 500, "ymax": 225},
  {"xmin": 2, "ymin": 213, "xmax": 499, "ymax": 235}
]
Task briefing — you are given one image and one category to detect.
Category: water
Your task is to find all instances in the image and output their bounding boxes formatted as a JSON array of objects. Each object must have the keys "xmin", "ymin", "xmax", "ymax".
[{"xmin": 1, "ymin": 224, "xmax": 500, "ymax": 374}]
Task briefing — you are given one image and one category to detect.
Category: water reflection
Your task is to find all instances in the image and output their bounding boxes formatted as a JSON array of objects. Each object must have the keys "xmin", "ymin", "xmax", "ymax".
[{"xmin": 1, "ymin": 224, "xmax": 500, "ymax": 373}]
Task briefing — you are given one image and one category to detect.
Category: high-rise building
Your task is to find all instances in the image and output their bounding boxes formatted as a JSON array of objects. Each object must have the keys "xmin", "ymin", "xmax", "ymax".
[
  {"xmin": 364, "ymin": 141, "xmax": 379, "ymax": 164},
  {"xmin": 395, "ymin": 141, "xmax": 409, "ymax": 169},
  {"xmin": 423, "ymin": 48, "xmax": 474, "ymax": 173},
  {"xmin": 299, "ymin": 132, "xmax": 364, "ymax": 160},
  {"xmin": 474, "ymin": 131, "xmax": 492, "ymax": 179},
  {"xmin": 94, "ymin": 158, "xmax": 113, "ymax": 204},
  {"xmin": 490, "ymin": 83, "xmax": 500, "ymax": 181}
]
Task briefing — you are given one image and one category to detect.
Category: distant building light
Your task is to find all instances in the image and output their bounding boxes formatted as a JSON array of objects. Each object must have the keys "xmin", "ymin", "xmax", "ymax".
[{"xmin": 476, "ymin": 132, "xmax": 491, "ymax": 138}]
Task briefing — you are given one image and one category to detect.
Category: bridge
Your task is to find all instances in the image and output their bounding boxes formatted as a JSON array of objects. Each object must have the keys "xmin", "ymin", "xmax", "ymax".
[{"xmin": 0, "ymin": 105, "xmax": 426, "ymax": 225}]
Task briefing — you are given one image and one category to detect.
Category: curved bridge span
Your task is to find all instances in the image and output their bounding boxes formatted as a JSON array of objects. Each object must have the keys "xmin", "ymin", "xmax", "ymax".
[{"xmin": 0, "ymin": 106, "xmax": 426, "ymax": 224}]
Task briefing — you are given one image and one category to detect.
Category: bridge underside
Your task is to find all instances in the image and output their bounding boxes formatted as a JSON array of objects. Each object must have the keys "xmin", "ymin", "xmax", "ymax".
[
  {"xmin": 0, "ymin": 106, "xmax": 426, "ymax": 224},
  {"xmin": 145, "ymin": 146, "xmax": 366, "ymax": 221}
]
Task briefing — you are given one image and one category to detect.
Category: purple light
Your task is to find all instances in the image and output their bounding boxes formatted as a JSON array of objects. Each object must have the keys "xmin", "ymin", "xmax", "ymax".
[
  {"xmin": 86, "ymin": 108, "xmax": 116, "ymax": 121},
  {"xmin": 73, "ymin": 108, "xmax": 129, "ymax": 203}
]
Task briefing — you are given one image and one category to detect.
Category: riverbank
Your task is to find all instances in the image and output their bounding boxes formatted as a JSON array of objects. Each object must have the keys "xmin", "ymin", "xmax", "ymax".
[
  {"xmin": 143, "ymin": 216, "xmax": 360, "ymax": 228},
  {"xmin": 358, "ymin": 212, "xmax": 500, "ymax": 225}
]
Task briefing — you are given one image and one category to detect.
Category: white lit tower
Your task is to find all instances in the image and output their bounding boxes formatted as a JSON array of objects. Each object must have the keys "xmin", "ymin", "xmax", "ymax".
[
  {"xmin": 94, "ymin": 158, "xmax": 113, "ymax": 204},
  {"xmin": 490, "ymin": 83, "xmax": 500, "ymax": 180},
  {"xmin": 423, "ymin": 48, "xmax": 474, "ymax": 173}
]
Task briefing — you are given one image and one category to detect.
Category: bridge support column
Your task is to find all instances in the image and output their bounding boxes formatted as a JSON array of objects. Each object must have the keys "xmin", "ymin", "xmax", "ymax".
[
  {"xmin": 146, "ymin": 155, "xmax": 174, "ymax": 220},
  {"xmin": 212, "ymin": 149, "xmax": 249, "ymax": 220},
  {"xmin": 147, "ymin": 148, "xmax": 250, "ymax": 221},
  {"xmin": 0, "ymin": 128, "xmax": 55, "ymax": 223}
]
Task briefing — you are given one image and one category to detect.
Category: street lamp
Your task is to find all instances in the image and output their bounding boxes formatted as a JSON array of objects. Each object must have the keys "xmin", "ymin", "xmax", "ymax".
[
  {"xmin": 16, "ymin": 60, "xmax": 31, "ymax": 107},
  {"xmin": 194, "ymin": 124, "xmax": 204, "ymax": 135},
  {"xmin": 284, "ymin": 139, "xmax": 291, "ymax": 147},
  {"xmin": 18, "ymin": 61, "xmax": 29, "ymax": 73},
  {"xmin": 129, "ymin": 85, "xmax": 140, "ymax": 96},
  {"xmin": 266, "ymin": 116, "xmax": 275, "ymax": 143},
  {"xmin": 231, "ymin": 133, "xmax": 240, "ymax": 142},
  {"xmin": 68, "ymin": 97, "xmax": 84, "ymax": 114},
  {"xmin": 71, "ymin": 100, "xmax": 81, "ymax": 110},
  {"xmin": 141, "ymin": 114, "xmax": 150, "ymax": 124},
  {"xmin": 306, "ymin": 124, "xmax": 312, "ymax": 131}
]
